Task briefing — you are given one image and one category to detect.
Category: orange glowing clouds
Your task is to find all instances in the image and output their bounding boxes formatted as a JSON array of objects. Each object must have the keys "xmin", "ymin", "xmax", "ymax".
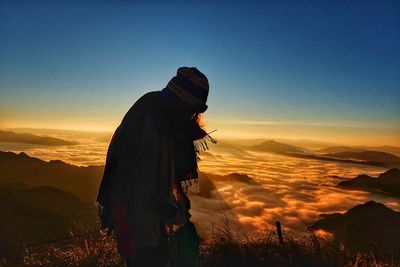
[
  {"xmin": 194, "ymin": 147, "xmax": 398, "ymax": 235},
  {"xmin": 1, "ymin": 128, "xmax": 399, "ymax": 237}
]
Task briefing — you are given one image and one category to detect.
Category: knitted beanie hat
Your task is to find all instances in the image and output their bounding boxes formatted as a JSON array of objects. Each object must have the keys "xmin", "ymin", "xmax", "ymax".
[{"xmin": 161, "ymin": 67, "xmax": 209, "ymax": 113}]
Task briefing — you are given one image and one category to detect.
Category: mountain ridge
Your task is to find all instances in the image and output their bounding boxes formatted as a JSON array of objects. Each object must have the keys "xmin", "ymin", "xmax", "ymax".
[
  {"xmin": 0, "ymin": 151, "xmax": 103, "ymax": 203},
  {"xmin": 249, "ymin": 140, "xmax": 305, "ymax": 153},
  {"xmin": 311, "ymin": 201, "xmax": 400, "ymax": 253},
  {"xmin": 325, "ymin": 151, "xmax": 400, "ymax": 163},
  {"xmin": 337, "ymin": 168, "xmax": 400, "ymax": 198},
  {"xmin": 0, "ymin": 130, "xmax": 78, "ymax": 146}
]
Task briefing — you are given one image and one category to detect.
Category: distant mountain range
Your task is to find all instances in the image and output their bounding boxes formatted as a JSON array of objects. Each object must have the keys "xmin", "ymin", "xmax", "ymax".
[
  {"xmin": 4, "ymin": 127, "xmax": 110, "ymax": 139},
  {"xmin": 337, "ymin": 168, "xmax": 400, "ymax": 198},
  {"xmin": 358, "ymin": 145, "xmax": 400, "ymax": 156},
  {"xmin": 325, "ymin": 151, "xmax": 400, "ymax": 163},
  {"xmin": 223, "ymin": 138, "xmax": 338, "ymax": 150},
  {"xmin": 316, "ymin": 146, "xmax": 366, "ymax": 153},
  {"xmin": 213, "ymin": 173, "xmax": 258, "ymax": 185},
  {"xmin": 316, "ymin": 145, "xmax": 400, "ymax": 156},
  {"xmin": 249, "ymin": 140, "xmax": 304, "ymax": 153},
  {"xmin": 311, "ymin": 201, "xmax": 400, "ymax": 253},
  {"xmin": 247, "ymin": 140, "xmax": 400, "ymax": 168},
  {"xmin": 0, "ymin": 130, "xmax": 78, "ymax": 146}
]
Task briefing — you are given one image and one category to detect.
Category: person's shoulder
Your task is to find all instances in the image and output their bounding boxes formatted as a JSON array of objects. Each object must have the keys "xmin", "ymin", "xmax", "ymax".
[
  {"xmin": 120, "ymin": 91, "xmax": 161, "ymax": 126},
  {"xmin": 125, "ymin": 91, "xmax": 160, "ymax": 113},
  {"xmin": 136, "ymin": 91, "xmax": 161, "ymax": 106}
]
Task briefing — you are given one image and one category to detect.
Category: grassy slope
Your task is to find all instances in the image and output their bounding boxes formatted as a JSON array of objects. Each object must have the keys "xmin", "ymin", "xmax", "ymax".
[{"xmin": 0, "ymin": 184, "xmax": 97, "ymax": 250}]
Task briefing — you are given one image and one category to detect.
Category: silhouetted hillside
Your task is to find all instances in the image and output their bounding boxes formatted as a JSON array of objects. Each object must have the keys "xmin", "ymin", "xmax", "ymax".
[
  {"xmin": 0, "ymin": 152, "xmax": 234, "ymax": 252},
  {"xmin": 249, "ymin": 140, "xmax": 304, "ymax": 153},
  {"xmin": 311, "ymin": 201, "xmax": 400, "ymax": 253},
  {"xmin": 324, "ymin": 151, "xmax": 400, "ymax": 163},
  {"xmin": 316, "ymin": 146, "xmax": 366, "ymax": 154},
  {"xmin": 213, "ymin": 173, "xmax": 257, "ymax": 185},
  {"xmin": 317, "ymin": 145, "xmax": 400, "ymax": 156},
  {"xmin": 0, "ymin": 183, "xmax": 97, "ymax": 250},
  {"xmin": 0, "ymin": 151, "xmax": 103, "ymax": 202},
  {"xmin": 247, "ymin": 142, "xmax": 400, "ymax": 168},
  {"xmin": 337, "ymin": 168, "xmax": 400, "ymax": 198},
  {"xmin": 0, "ymin": 130, "xmax": 78, "ymax": 146},
  {"xmin": 357, "ymin": 145, "xmax": 400, "ymax": 156}
]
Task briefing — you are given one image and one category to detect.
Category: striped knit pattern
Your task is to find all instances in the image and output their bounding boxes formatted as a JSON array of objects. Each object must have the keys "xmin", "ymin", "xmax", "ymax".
[
  {"xmin": 177, "ymin": 68, "xmax": 209, "ymax": 91},
  {"xmin": 167, "ymin": 81, "xmax": 205, "ymax": 106},
  {"xmin": 162, "ymin": 67, "xmax": 209, "ymax": 112}
]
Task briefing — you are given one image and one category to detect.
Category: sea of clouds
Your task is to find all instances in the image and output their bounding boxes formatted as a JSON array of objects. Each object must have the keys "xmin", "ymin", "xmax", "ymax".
[{"xmin": 1, "ymin": 130, "xmax": 398, "ymax": 237}]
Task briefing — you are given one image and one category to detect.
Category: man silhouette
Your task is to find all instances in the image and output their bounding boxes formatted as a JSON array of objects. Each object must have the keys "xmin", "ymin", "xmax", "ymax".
[{"xmin": 96, "ymin": 67, "xmax": 213, "ymax": 266}]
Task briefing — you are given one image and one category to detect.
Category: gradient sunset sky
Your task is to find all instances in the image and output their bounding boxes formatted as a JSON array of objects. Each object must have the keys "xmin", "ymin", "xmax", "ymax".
[{"xmin": 1, "ymin": 1, "xmax": 399, "ymax": 146}]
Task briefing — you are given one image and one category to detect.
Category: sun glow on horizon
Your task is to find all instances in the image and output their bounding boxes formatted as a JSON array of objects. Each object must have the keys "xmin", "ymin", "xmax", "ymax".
[{"xmin": 1, "ymin": 118, "xmax": 399, "ymax": 148}]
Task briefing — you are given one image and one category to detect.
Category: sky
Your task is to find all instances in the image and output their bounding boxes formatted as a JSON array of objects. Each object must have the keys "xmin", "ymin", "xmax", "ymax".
[{"xmin": 1, "ymin": 1, "xmax": 399, "ymax": 146}]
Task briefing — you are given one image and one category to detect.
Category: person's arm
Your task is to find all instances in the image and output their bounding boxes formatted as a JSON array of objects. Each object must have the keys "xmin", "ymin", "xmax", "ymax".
[
  {"xmin": 174, "ymin": 181, "xmax": 191, "ymax": 210},
  {"xmin": 170, "ymin": 180, "xmax": 192, "ymax": 232}
]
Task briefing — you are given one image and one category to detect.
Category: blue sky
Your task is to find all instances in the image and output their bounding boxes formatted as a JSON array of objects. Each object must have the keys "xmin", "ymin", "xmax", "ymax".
[{"xmin": 0, "ymin": 1, "xmax": 399, "ymax": 144}]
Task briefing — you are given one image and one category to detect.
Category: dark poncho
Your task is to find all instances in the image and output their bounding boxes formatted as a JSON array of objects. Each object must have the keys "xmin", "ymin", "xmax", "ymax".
[{"xmin": 96, "ymin": 91, "xmax": 213, "ymax": 251}]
